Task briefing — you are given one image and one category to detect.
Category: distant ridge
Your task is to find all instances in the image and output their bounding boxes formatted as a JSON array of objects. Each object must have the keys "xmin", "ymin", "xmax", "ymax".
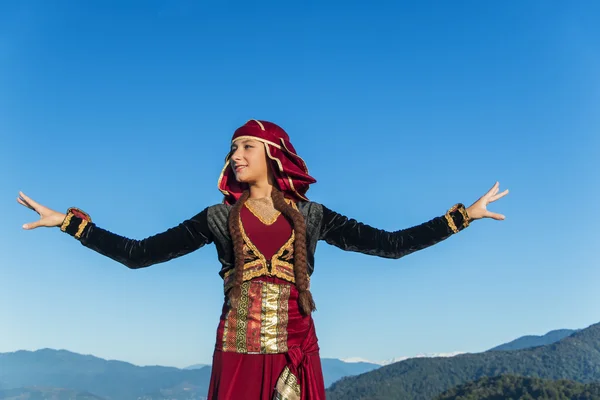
[
  {"xmin": 0, "ymin": 349, "xmax": 379, "ymax": 396},
  {"xmin": 489, "ymin": 328, "xmax": 578, "ymax": 351},
  {"xmin": 326, "ymin": 321, "xmax": 600, "ymax": 400},
  {"xmin": 0, "ymin": 349, "xmax": 211, "ymax": 400}
]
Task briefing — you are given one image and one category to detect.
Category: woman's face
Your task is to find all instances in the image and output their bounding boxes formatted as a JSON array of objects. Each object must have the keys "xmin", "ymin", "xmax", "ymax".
[{"xmin": 230, "ymin": 138, "xmax": 270, "ymax": 185}]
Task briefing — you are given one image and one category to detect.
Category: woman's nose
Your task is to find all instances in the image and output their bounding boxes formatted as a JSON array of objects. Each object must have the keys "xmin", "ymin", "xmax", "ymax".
[{"xmin": 231, "ymin": 149, "xmax": 243, "ymax": 162}]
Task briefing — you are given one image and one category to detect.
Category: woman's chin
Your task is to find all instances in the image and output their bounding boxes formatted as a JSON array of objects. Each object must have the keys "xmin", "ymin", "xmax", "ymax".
[{"xmin": 234, "ymin": 175, "xmax": 250, "ymax": 183}]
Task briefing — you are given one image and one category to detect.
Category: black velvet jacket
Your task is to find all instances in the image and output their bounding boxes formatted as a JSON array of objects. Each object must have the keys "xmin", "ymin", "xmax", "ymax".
[{"xmin": 60, "ymin": 202, "xmax": 470, "ymax": 280}]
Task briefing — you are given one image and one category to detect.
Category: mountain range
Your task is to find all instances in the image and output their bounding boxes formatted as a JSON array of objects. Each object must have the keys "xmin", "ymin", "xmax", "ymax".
[
  {"xmin": 0, "ymin": 349, "xmax": 212, "ymax": 399},
  {"xmin": 488, "ymin": 328, "xmax": 578, "ymax": 351},
  {"xmin": 0, "ymin": 349, "xmax": 379, "ymax": 399},
  {"xmin": 326, "ymin": 322, "xmax": 598, "ymax": 399},
  {"xmin": 341, "ymin": 351, "xmax": 465, "ymax": 367},
  {"xmin": 0, "ymin": 326, "xmax": 582, "ymax": 399}
]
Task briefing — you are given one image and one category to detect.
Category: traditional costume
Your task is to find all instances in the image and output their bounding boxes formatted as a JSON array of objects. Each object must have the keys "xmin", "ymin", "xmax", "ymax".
[{"xmin": 59, "ymin": 120, "xmax": 471, "ymax": 399}]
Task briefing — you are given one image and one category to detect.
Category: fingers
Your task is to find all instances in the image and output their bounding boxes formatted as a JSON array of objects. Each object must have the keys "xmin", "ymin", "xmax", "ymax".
[
  {"xmin": 18, "ymin": 192, "xmax": 41, "ymax": 211},
  {"xmin": 489, "ymin": 189, "xmax": 509, "ymax": 203},
  {"xmin": 18, "ymin": 191, "xmax": 44, "ymax": 229},
  {"xmin": 22, "ymin": 220, "xmax": 42, "ymax": 230},
  {"xmin": 486, "ymin": 211, "xmax": 506, "ymax": 220},
  {"xmin": 485, "ymin": 182, "xmax": 500, "ymax": 198},
  {"xmin": 17, "ymin": 196, "xmax": 36, "ymax": 211}
]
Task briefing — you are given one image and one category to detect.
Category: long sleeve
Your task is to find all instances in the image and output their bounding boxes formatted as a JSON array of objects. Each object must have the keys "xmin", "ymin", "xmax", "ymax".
[
  {"xmin": 318, "ymin": 203, "xmax": 470, "ymax": 259},
  {"xmin": 60, "ymin": 207, "xmax": 214, "ymax": 269}
]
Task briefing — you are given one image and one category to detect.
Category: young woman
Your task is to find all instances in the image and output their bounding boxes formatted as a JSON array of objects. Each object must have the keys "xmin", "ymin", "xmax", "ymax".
[{"xmin": 18, "ymin": 119, "xmax": 508, "ymax": 400}]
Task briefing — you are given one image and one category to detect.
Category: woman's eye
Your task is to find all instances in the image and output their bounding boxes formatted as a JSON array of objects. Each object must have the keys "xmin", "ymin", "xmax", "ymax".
[{"xmin": 244, "ymin": 145, "xmax": 253, "ymax": 149}]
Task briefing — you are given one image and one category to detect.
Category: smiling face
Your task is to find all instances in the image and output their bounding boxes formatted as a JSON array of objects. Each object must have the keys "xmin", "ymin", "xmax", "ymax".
[{"xmin": 229, "ymin": 138, "xmax": 271, "ymax": 185}]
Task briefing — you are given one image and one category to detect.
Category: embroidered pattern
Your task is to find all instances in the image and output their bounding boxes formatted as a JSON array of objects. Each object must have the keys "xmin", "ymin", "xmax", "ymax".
[
  {"xmin": 221, "ymin": 280, "xmax": 290, "ymax": 354},
  {"xmin": 60, "ymin": 213, "xmax": 73, "ymax": 232},
  {"xmin": 233, "ymin": 201, "xmax": 298, "ymax": 286},
  {"xmin": 271, "ymin": 232, "xmax": 296, "ymax": 282},
  {"xmin": 239, "ymin": 221, "xmax": 270, "ymax": 279},
  {"xmin": 246, "ymin": 282, "xmax": 263, "ymax": 353},
  {"xmin": 444, "ymin": 212, "xmax": 458, "ymax": 234},
  {"xmin": 445, "ymin": 203, "xmax": 470, "ymax": 233},
  {"xmin": 245, "ymin": 198, "xmax": 281, "ymax": 225},
  {"xmin": 235, "ymin": 282, "xmax": 250, "ymax": 352},
  {"xmin": 61, "ymin": 207, "xmax": 92, "ymax": 238},
  {"xmin": 277, "ymin": 286, "xmax": 291, "ymax": 353},
  {"xmin": 222, "ymin": 300, "xmax": 236, "ymax": 352},
  {"xmin": 75, "ymin": 220, "xmax": 88, "ymax": 239},
  {"xmin": 458, "ymin": 205, "xmax": 471, "ymax": 228},
  {"xmin": 274, "ymin": 366, "xmax": 301, "ymax": 400}
]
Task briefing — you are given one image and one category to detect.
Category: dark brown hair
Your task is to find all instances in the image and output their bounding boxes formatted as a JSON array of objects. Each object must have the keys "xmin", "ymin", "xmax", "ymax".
[{"xmin": 227, "ymin": 187, "xmax": 316, "ymax": 315}]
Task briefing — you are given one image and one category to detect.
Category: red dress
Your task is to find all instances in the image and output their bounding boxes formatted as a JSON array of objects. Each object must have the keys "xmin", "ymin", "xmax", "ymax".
[{"xmin": 207, "ymin": 204, "xmax": 326, "ymax": 400}]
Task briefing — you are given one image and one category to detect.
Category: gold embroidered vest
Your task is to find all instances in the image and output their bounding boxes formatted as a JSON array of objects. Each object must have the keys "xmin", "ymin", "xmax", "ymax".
[{"xmin": 223, "ymin": 200, "xmax": 298, "ymax": 293}]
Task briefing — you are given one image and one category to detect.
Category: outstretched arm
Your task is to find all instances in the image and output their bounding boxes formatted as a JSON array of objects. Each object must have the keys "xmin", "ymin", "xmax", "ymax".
[
  {"xmin": 319, "ymin": 203, "xmax": 469, "ymax": 259},
  {"xmin": 18, "ymin": 192, "xmax": 213, "ymax": 269},
  {"xmin": 319, "ymin": 182, "xmax": 508, "ymax": 259}
]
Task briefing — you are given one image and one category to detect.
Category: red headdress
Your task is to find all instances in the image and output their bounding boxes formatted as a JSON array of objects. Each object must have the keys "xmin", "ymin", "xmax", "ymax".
[{"xmin": 218, "ymin": 120, "xmax": 317, "ymax": 205}]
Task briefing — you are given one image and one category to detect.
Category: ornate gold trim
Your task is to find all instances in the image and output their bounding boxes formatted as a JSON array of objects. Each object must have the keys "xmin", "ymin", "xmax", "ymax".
[
  {"xmin": 261, "ymin": 283, "xmax": 285, "ymax": 353},
  {"xmin": 274, "ymin": 366, "xmax": 301, "ymax": 400},
  {"xmin": 235, "ymin": 210, "xmax": 298, "ymax": 284},
  {"xmin": 221, "ymin": 280, "xmax": 291, "ymax": 354},
  {"xmin": 271, "ymin": 265, "xmax": 295, "ymax": 283},
  {"xmin": 235, "ymin": 282, "xmax": 250, "ymax": 352},
  {"xmin": 242, "ymin": 267, "xmax": 271, "ymax": 284},
  {"xmin": 244, "ymin": 201, "xmax": 281, "ymax": 225},
  {"xmin": 271, "ymin": 231, "xmax": 296, "ymax": 283},
  {"xmin": 60, "ymin": 213, "xmax": 73, "ymax": 232},
  {"xmin": 222, "ymin": 199, "xmax": 301, "ymax": 291},
  {"xmin": 446, "ymin": 203, "xmax": 470, "ymax": 231},
  {"xmin": 458, "ymin": 206, "xmax": 471, "ymax": 228},
  {"xmin": 444, "ymin": 212, "xmax": 459, "ymax": 234},
  {"xmin": 75, "ymin": 220, "xmax": 88, "ymax": 239},
  {"xmin": 239, "ymin": 217, "xmax": 269, "ymax": 274},
  {"xmin": 271, "ymin": 230, "xmax": 296, "ymax": 283}
]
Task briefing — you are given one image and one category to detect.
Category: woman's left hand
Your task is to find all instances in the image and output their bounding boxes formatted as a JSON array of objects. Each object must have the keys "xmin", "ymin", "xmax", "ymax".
[{"xmin": 466, "ymin": 182, "xmax": 509, "ymax": 222}]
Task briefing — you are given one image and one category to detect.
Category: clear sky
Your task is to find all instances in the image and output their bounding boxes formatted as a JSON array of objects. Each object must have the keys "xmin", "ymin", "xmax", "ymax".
[{"xmin": 1, "ymin": 1, "xmax": 599, "ymax": 369}]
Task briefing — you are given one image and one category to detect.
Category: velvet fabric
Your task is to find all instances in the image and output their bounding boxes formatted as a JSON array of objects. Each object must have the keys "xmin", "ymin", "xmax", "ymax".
[
  {"xmin": 209, "ymin": 276, "xmax": 325, "ymax": 400},
  {"xmin": 241, "ymin": 205, "xmax": 292, "ymax": 260},
  {"xmin": 61, "ymin": 201, "xmax": 469, "ymax": 399},
  {"xmin": 64, "ymin": 201, "xmax": 469, "ymax": 275},
  {"xmin": 218, "ymin": 120, "xmax": 317, "ymax": 205},
  {"xmin": 209, "ymin": 204, "xmax": 325, "ymax": 399}
]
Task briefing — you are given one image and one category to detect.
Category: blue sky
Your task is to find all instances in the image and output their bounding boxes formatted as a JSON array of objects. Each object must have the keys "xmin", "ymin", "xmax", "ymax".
[{"xmin": 1, "ymin": 1, "xmax": 599, "ymax": 369}]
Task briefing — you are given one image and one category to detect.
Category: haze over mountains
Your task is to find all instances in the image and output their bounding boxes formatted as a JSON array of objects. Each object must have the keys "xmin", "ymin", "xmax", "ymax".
[
  {"xmin": 341, "ymin": 351, "xmax": 465, "ymax": 367},
  {"xmin": 0, "ymin": 325, "xmax": 585, "ymax": 400}
]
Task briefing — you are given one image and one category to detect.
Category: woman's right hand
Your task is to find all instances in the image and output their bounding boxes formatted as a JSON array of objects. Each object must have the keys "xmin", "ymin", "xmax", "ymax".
[{"xmin": 17, "ymin": 191, "xmax": 66, "ymax": 230}]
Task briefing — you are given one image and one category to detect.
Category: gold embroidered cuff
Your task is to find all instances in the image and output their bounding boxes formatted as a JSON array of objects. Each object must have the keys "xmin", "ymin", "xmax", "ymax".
[
  {"xmin": 60, "ymin": 207, "xmax": 92, "ymax": 239},
  {"xmin": 458, "ymin": 206, "xmax": 471, "ymax": 228},
  {"xmin": 60, "ymin": 213, "xmax": 73, "ymax": 232},
  {"xmin": 444, "ymin": 212, "xmax": 458, "ymax": 234},
  {"xmin": 445, "ymin": 203, "xmax": 470, "ymax": 234}
]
